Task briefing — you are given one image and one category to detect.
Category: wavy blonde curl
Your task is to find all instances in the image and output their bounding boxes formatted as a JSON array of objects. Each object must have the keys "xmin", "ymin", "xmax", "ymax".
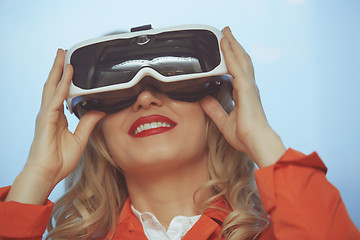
[{"xmin": 203, "ymin": 81, "xmax": 269, "ymax": 239}]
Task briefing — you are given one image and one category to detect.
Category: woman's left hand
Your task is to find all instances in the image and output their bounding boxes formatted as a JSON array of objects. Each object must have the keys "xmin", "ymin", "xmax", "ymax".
[{"xmin": 200, "ymin": 27, "xmax": 286, "ymax": 167}]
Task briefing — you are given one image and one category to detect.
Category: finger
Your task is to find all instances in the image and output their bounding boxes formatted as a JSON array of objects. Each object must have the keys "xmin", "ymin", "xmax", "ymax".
[
  {"xmin": 200, "ymin": 96, "xmax": 228, "ymax": 134},
  {"xmin": 40, "ymin": 49, "xmax": 66, "ymax": 111},
  {"xmin": 221, "ymin": 36, "xmax": 244, "ymax": 78},
  {"xmin": 46, "ymin": 64, "xmax": 73, "ymax": 112},
  {"xmin": 222, "ymin": 27, "xmax": 254, "ymax": 77},
  {"xmin": 73, "ymin": 111, "xmax": 106, "ymax": 150},
  {"xmin": 220, "ymin": 30, "xmax": 256, "ymax": 106},
  {"xmin": 222, "ymin": 27, "xmax": 250, "ymax": 62},
  {"xmin": 222, "ymin": 27, "xmax": 249, "ymax": 70},
  {"xmin": 220, "ymin": 36, "xmax": 244, "ymax": 92}
]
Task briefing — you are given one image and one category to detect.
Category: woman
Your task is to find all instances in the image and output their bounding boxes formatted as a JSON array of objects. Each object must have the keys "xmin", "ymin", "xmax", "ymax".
[{"xmin": 0, "ymin": 26, "xmax": 358, "ymax": 240}]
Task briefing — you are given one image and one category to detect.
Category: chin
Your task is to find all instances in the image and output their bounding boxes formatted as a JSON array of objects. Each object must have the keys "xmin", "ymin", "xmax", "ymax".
[{"xmin": 119, "ymin": 144, "xmax": 207, "ymax": 175}]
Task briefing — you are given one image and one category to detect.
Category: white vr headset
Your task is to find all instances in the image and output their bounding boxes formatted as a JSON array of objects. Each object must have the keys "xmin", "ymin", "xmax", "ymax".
[{"xmin": 65, "ymin": 24, "xmax": 232, "ymax": 118}]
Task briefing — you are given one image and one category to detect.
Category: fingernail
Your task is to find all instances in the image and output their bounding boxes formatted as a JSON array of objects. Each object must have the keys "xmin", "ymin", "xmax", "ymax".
[
  {"xmin": 222, "ymin": 26, "xmax": 231, "ymax": 34},
  {"xmin": 56, "ymin": 48, "xmax": 64, "ymax": 56}
]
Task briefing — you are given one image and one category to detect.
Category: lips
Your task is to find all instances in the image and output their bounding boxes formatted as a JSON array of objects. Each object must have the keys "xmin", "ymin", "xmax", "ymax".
[{"xmin": 128, "ymin": 114, "xmax": 177, "ymax": 138}]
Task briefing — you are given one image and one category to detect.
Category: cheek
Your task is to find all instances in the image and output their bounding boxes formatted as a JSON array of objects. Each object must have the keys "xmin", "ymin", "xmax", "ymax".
[
  {"xmin": 180, "ymin": 103, "xmax": 208, "ymax": 147},
  {"xmin": 100, "ymin": 114, "xmax": 129, "ymax": 159},
  {"xmin": 100, "ymin": 113, "xmax": 154, "ymax": 171}
]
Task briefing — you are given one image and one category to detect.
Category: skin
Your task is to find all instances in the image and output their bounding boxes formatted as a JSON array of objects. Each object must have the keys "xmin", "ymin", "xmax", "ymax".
[
  {"xmin": 100, "ymin": 89, "xmax": 212, "ymax": 228},
  {"xmin": 201, "ymin": 27, "xmax": 286, "ymax": 168},
  {"xmin": 5, "ymin": 26, "xmax": 286, "ymax": 229}
]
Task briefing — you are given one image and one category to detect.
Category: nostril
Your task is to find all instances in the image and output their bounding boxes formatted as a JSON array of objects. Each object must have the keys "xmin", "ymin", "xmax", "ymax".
[{"xmin": 132, "ymin": 88, "xmax": 163, "ymax": 111}]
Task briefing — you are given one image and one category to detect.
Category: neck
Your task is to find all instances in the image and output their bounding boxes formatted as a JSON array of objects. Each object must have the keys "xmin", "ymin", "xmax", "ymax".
[{"xmin": 124, "ymin": 155, "xmax": 212, "ymax": 230}]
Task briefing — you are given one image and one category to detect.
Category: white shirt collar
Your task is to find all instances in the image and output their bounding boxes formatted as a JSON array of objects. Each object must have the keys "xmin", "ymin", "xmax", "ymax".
[{"xmin": 131, "ymin": 205, "xmax": 201, "ymax": 240}]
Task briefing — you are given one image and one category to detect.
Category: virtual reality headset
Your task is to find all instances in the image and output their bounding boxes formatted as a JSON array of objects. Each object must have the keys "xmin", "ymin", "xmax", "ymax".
[{"xmin": 65, "ymin": 24, "xmax": 232, "ymax": 118}]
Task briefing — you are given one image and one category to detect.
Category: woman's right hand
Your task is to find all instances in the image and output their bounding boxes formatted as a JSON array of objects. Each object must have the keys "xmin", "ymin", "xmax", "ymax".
[
  {"xmin": 5, "ymin": 49, "xmax": 105, "ymax": 205},
  {"xmin": 200, "ymin": 27, "xmax": 286, "ymax": 168}
]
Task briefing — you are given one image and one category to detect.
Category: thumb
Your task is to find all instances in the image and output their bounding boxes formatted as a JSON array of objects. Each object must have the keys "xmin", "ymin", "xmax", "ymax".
[
  {"xmin": 200, "ymin": 96, "xmax": 229, "ymax": 133},
  {"xmin": 73, "ymin": 111, "xmax": 106, "ymax": 148}
]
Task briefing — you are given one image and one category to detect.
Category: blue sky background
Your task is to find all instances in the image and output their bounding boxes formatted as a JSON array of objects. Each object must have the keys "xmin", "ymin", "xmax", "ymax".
[{"xmin": 0, "ymin": 0, "xmax": 359, "ymax": 227}]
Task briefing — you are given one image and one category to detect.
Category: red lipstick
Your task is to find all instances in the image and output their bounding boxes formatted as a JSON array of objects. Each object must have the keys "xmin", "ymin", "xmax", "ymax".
[{"xmin": 128, "ymin": 114, "xmax": 177, "ymax": 138}]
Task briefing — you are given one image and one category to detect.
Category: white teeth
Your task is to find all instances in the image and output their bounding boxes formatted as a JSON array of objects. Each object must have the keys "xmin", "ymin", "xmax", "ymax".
[
  {"xmin": 133, "ymin": 121, "xmax": 173, "ymax": 135},
  {"xmin": 144, "ymin": 123, "xmax": 151, "ymax": 130}
]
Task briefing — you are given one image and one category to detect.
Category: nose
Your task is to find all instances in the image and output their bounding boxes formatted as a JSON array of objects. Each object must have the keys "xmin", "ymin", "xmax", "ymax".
[{"xmin": 132, "ymin": 88, "xmax": 163, "ymax": 111}]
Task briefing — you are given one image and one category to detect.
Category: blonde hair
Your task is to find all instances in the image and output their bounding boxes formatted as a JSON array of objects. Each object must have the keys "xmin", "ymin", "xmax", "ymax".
[
  {"xmin": 46, "ymin": 79, "xmax": 268, "ymax": 239},
  {"xmin": 46, "ymin": 128, "xmax": 127, "ymax": 239},
  {"xmin": 204, "ymin": 81, "xmax": 268, "ymax": 239}
]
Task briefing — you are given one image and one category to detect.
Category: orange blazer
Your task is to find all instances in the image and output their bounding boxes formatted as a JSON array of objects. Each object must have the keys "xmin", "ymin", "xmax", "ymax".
[{"xmin": 1, "ymin": 149, "xmax": 359, "ymax": 239}]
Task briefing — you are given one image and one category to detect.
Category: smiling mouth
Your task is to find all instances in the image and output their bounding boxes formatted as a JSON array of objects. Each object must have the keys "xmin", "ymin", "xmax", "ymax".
[
  {"xmin": 134, "ymin": 121, "xmax": 174, "ymax": 135},
  {"xmin": 128, "ymin": 115, "xmax": 177, "ymax": 137}
]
